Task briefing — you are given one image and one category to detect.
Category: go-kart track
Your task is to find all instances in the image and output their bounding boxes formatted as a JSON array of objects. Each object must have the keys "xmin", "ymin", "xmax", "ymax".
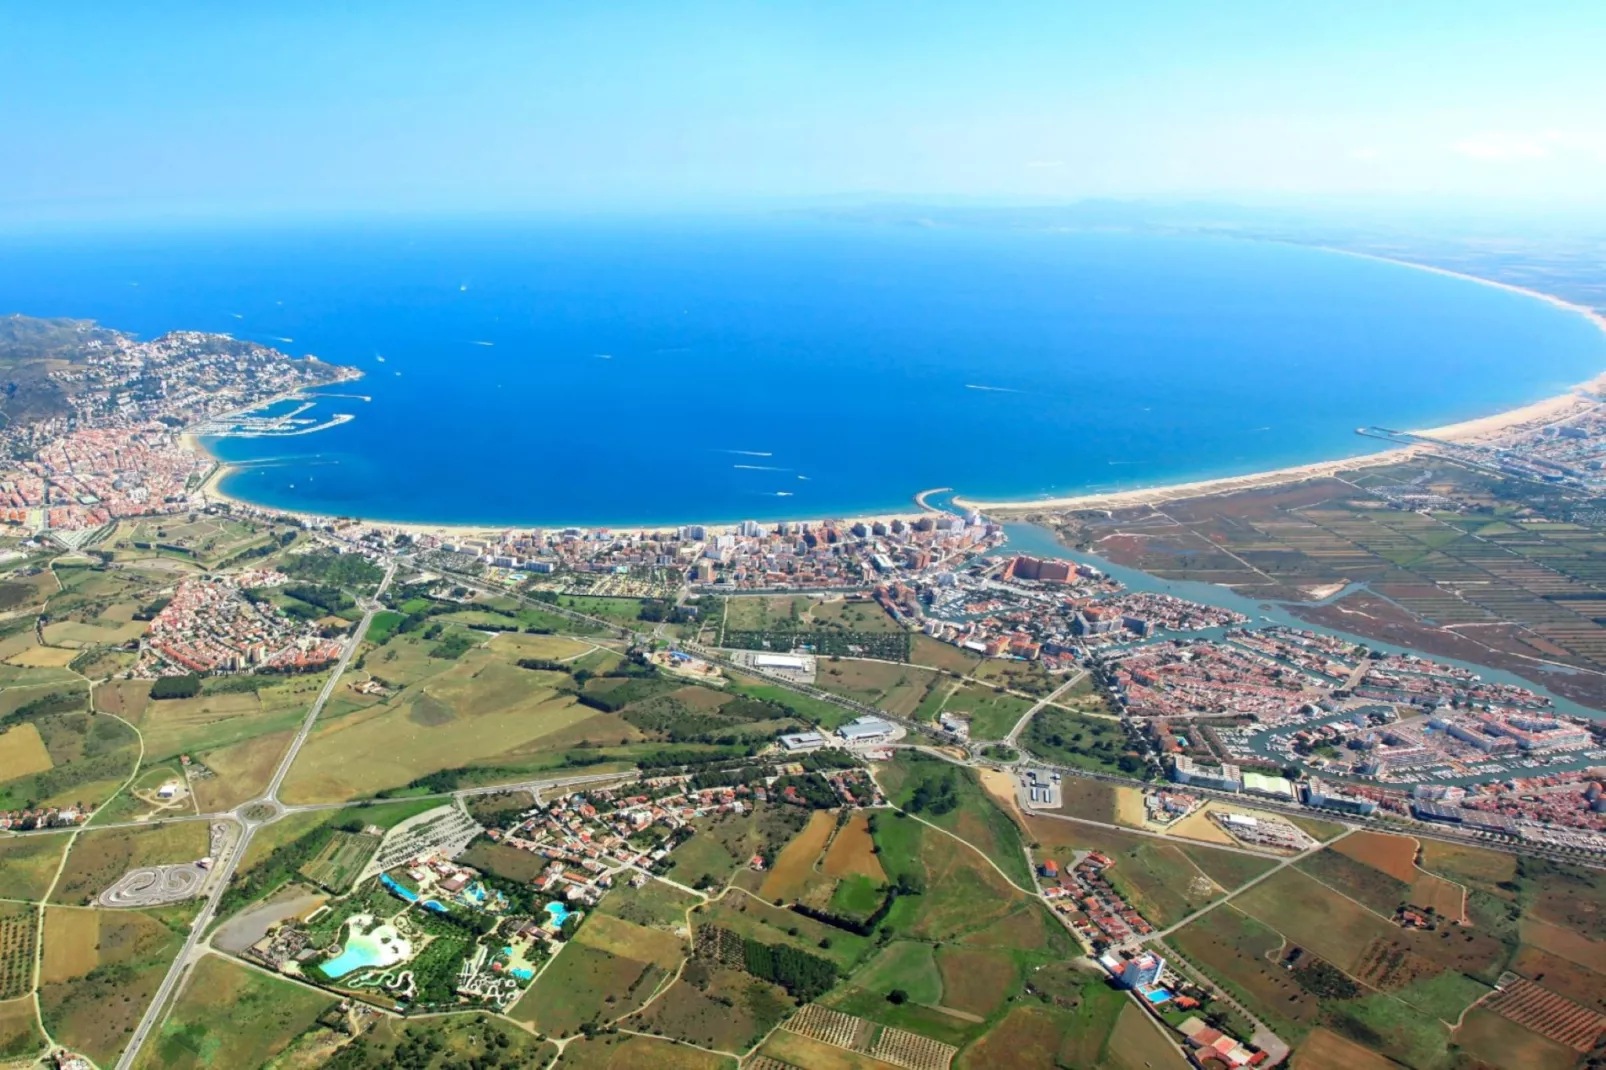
[{"xmin": 97, "ymin": 863, "xmax": 207, "ymax": 907}]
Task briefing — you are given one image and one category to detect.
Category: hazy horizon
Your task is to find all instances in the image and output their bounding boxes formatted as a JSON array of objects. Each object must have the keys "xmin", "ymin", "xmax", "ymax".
[{"xmin": 5, "ymin": 2, "xmax": 1605, "ymax": 224}]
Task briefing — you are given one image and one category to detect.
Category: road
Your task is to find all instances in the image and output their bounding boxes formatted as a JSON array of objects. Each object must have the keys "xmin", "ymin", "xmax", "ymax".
[
  {"xmin": 1003, "ymin": 671, "xmax": 1086, "ymax": 747},
  {"xmin": 114, "ymin": 561, "xmax": 396, "ymax": 1070}
]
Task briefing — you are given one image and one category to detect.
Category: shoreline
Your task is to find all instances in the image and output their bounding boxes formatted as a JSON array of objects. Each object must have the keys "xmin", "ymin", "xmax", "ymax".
[{"xmin": 185, "ymin": 247, "xmax": 1606, "ymax": 532}]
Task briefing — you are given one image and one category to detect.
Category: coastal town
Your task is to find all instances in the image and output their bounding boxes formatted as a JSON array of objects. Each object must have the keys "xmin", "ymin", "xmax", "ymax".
[
  {"xmin": 0, "ymin": 316, "xmax": 353, "ymax": 537},
  {"xmin": 6, "ymin": 316, "xmax": 1606, "ymax": 1070},
  {"xmin": 12, "ymin": 6, "xmax": 1606, "ymax": 1068}
]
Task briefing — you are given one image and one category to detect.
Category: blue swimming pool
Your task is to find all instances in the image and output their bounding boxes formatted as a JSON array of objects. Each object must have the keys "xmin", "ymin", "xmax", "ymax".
[{"xmin": 545, "ymin": 901, "xmax": 572, "ymax": 927}]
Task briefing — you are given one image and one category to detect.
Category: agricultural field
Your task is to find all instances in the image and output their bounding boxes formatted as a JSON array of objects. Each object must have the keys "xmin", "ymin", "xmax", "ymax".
[
  {"xmin": 38, "ymin": 904, "xmax": 195, "ymax": 1067},
  {"xmin": 555, "ymin": 1033, "xmax": 731, "ymax": 1070},
  {"xmin": 512, "ymin": 913, "xmax": 686, "ymax": 1037},
  {"xmin": 458, "ymin": 838, "xmax": 549, "ymax": 883},
  {"xmin": 698, "ymin": 894, "xmax": 872, "ymax": 974},
  {"xmin": 0, "ymin": 721, "xmax": 53, "ymax": 778},
  {"xmin": 49, "ymin": 820, "xmax": 210, "ymax": 905},
  {"xmin": 189, "ymin": 728, "xmax": 296, "ymax": 811},
  {"xmin": 1104, "ymin": 1002, "xmax": 1191, "ymax": 1070},
  {"xmin": 664, "ymin": 803, "xmax": 811, "ymax": 891},
  {"xmin": 814, "ymin": 658, "xmax": 941, "ymax": 719},
  {"xmin": 0, "ymin": 995, "xmax": 43, "ymax": 1063},
  {"xmin": 1450, "ymin": 1006, "xmax": 1581, "ymax": 1070},
  {"xmin": 934, "ymin": 681, "xmax": 1033, "ymax": 742},
  {"xmin": 759, "ymin": 809, "xmax": 838, "ymax": 902},
  {"xmin": 909, "ymin": 633, "xmax": 986, "ymax": 675},
  {"xmin": 106, "ymin": 516, "xmax": 290, "ymax": 569},
  {"xmin": 307, "ymin": 1013, "xmax": 558, "ymax": 1069},
  {"xmin": 0, "ymin": 902, "xmax": 37, "ymax": 1001},
  {"xmin": 298, "ymin": 829, "xmax": 381, "ymax": 892},
  {"xmin": 1290, "ymin": 1027, "xmax": 1403, "ymax": 1070},
  {"xmin": 0, "ymin": 704, "xmax": 139, "ymax": 813},
  {"xmin": 852, "ymin": 941, "xmax": 943, "ymax": 1007},
  {"xmin": 1296, "ymin": 846, "xmax": 1413, "ymax": 916},
  {"xmin": 279, "ymin": 643, "xmax": 607, "ymax": 802},
  {"xmin": 876, "ymin": 753, "xmax": 1034, "ymax": 890},
  {"xmin": 129, "ymin": 671, "xmax": 330, "ymax": 763},
  {"xmin": 1025, "ymin": 816, "xmax": 1253, "ymax": 927},
  {"xmin": 596, "ymin": 878, "xmax": 698, "ymax": 935},
  {"xmin": 824, "ymin": 811, "xmax": 886, "ymax": 883},
  {"xmin": 0, "ymin": 831, "xmax": 72, "ymax": 901},
  {"xmin": 725, "ymin": 674, "xmax": 855, "ymax": 729},
  {"xmin": 133, "ymin": 952, "xmax": 335, "ymax": 1070},
  {"xmin": 1231, "ymin": 867, "xmax": 1397, "ymax": 975},
  {"xmin": 621, "ymin": 956, "xmax": 792, "ymax": 1052},
  {"xmin": 1165, "ymin": 906, "xmax": 1323, "ymax": 1041},
  {"xmin": 955, "ymin": 967, "xmax": 1132, "ymax": 1069}
]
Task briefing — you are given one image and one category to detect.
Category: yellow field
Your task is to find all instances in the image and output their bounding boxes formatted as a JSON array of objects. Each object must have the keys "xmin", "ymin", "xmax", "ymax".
[
  {"xmin": 278, "ymin": 676, "xmax": 597, "ymax": 802},
  {"xmin": 42, "ymin": 620, "xmax": 149, "ymax": 647},
  {"xmin": 0, "ymin": 722, "xmax": 53, "ymax": 778},
  {"xmin": 192, "ymin": 730, "xmax": 294, "ymax": 811},
  {"xmin": 1112, "ymin": 785, "xmax": 1152, "ymax": 830},
  {"xmin": 5, "ymin": 645, "xmax": 79, "ymax": 668},
  {"xmin": 760, "ymin": 811, "xmax": 836, "ymax": 901},
  {"xmin": 99, "ymin": 602, "xmax": 139, "ymax": 624},
  {"xmin": 1293, "ymin": 1026, "xmax": 1413, "ymax": 1070},
  {"xmin": 0, "ymin": 834, "xmax": 73, "ymax": 901},
  {"xmin": 576, "ymin": 913, "xmax": 687, "ymax": 970},
  {"xmin": 823, "ymin": 812, "xmax": 887, "ymax": 882},
  {"xmin": 1521, "ymin": 917, "xmax": 1606, "ymax": 974},
  {"xmin": 132, "ymin": 689, "xmax": 301, "ymax": 758},
  {"xmin": 0, "ymin": 630, "xmax": 39, "ymax": 660},
  {"xmin": 41, "ymin": 907, "xmax": 98, "ymax": 982},
  {"xmin": 1106, "ymin": 1001, "xmax": 1190, "ymax": 1070},
  {"xmin": 136, "ymin": 691, "xmax": 261, "ymax": 728},
  {"xmin": 0, "ymin": 995, "xmax": 42, "ymax": 1062},
  {"xmin": 94, "ymin": 679, "xmax": 153, "ymax": 718}
]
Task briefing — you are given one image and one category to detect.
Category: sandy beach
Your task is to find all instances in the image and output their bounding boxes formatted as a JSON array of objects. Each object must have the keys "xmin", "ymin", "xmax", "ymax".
[{"xmin": 956, "ymin": 252, "xmax": 1606, "ymax": 516}]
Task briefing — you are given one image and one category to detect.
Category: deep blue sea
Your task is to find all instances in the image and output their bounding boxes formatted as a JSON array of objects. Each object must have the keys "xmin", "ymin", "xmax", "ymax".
[{"xmin": 2, "ymin": 216, "xmax": 1604, "ymax": 527}]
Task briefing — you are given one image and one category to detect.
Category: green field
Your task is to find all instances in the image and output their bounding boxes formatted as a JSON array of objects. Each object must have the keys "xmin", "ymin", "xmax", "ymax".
[
  {"xmin": 875, "ymin": 753, "xmax": 1035, "ymax": 889},
  {"xmin": 134, "ymin": 952, "xmax": 335, "ymax": 1070},
  {"xmin": 0, "ymin": 832, "xmax": 73, "ymax": 901},
  {"xmin": 1021, "ymin": 703, "xmax": 1142, "ymax": 777},
  {"xmin": 724, "ymin": 674, "xmax": 856, "ymax": 729},
  {"xmin": 39, "ymin": 904, "xmax": 197, "ymax": 1067},
  {"xmin": 302, "ymin": 1013, "xmax": 556, "ymax": 1069},
  {"xmin": 936, "ymin": 680, "xmax": 1034, "ymax": 741},
  {"xmin": 298, "ymin": 830, "xmax": 380, "ymax": 892}
]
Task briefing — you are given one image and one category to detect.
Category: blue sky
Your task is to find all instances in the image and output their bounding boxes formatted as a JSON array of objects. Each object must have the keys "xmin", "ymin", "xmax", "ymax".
[{"xmin": 3, "ymin": 1, "xmax": 1604, "ymax": 220}]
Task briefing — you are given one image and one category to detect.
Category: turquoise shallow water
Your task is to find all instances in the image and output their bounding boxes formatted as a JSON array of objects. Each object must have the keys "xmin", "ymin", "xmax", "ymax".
[{"xmin": 1, "ymin": 216, "xmax": 1602, "ymax": 526}]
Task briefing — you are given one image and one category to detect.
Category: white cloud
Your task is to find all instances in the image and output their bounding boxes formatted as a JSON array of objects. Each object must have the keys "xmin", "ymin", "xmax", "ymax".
[{"xmin": 1452, "ymin": 129, "xmax": 1604, "ymax": 162}]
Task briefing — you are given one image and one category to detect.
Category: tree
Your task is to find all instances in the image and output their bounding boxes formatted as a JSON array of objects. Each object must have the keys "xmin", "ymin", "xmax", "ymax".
[{"xmin": 887, "ymin": 989, "xmax": 909, "ymax": 1004}]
